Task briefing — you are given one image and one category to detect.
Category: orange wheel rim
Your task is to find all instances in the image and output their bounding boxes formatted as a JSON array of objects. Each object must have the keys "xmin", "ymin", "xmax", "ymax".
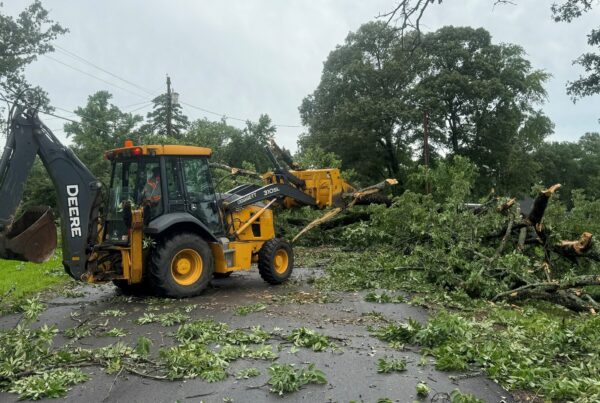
[
  {"xmin": 171, "ymin": 249, "xmax": 203, "ymax": 286},
  {"xmin": 274, "ymin": 249, "xmax": 289, "ymax": 274}
]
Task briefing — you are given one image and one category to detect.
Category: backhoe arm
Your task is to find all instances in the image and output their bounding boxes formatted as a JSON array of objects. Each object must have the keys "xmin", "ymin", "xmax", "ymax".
[{"xmin": 0, "ymin": 107, "xmax": 102, "ymax": 279}]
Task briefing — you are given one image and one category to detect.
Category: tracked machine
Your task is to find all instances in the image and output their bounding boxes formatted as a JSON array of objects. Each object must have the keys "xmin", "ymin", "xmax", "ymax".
[{"xmin": 0, "ymin": 104, "xmax": 393, "ymax": 297}]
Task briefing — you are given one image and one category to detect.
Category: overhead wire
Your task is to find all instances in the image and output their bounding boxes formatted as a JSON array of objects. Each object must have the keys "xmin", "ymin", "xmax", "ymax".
[
  {"xmin": 0, "ymin": 92, "xmax": 124, "ymax": 137},
  {"xmin": 50, "ymin": 46, "xmax": 305, "ymax": 129},
  {"xmin": 180, "ymin": 100, "xmax": 304, "ymax": 128},
  {"xmin": 127, "ymin": 102, "xmax": 153, "ymax": 114},
  {"xmin": 54, "ymin": 45, "xmax": 156, "ymax": 96},
  {"xmin": 122, "ymin": 99, "xmax": 158, "ymax": 109},
  {"xmin": 43, "ymin": 54, "xmax": 150, "ymax": 99}
]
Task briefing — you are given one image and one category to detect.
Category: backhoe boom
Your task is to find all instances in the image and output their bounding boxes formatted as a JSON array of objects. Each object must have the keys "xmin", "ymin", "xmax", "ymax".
[{"xmin": 0, "ymin": 107, "xmax": 102, "ymax": 278}]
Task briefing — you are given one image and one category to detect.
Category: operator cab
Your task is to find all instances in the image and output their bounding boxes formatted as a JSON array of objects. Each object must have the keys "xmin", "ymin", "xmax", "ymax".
[{"xmin": 104, "ymin": 143, "xmax": 223, "ymax": 243}]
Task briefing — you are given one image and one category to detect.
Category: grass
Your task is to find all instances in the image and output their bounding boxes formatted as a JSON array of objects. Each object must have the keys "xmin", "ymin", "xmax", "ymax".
[{"xmin": 0, "ymin": 252, "xmax": 69, "ymax": 306}]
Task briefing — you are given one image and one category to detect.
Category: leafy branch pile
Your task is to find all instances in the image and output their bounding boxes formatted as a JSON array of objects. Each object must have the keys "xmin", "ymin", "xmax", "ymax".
[{"xmin": 297, "ymin": 157, "xmax": 600, "ymax": 312}]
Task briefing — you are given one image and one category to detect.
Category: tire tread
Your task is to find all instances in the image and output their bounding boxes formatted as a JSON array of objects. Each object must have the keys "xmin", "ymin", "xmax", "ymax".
[
  {"xmin": 258, "ymin": 238, "xmax": 293, "ymax": 284},
  {"xmin": 148, "ymin": 232, "xmax": 213, "ymax": 297}
]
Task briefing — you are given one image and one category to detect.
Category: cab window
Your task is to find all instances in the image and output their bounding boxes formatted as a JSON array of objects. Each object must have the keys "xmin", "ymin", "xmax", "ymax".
[
  {"xmin": 106, "ymin": 159, "xmax": 163, "ymax": 241},
  {"xmin": 181, "ymin": 157, "xmax": 222, "ymax": 234}
]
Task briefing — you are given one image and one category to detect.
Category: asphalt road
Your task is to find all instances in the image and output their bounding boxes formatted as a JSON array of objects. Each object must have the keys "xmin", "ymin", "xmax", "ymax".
[{"xmin": 0, "ymin": 268, "xmax": 512, "ymax": 403}]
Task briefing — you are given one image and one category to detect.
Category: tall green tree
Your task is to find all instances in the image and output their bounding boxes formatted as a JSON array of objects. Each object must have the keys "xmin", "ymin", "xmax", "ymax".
[
  {"xmin": 536, "ymin": 132, "xmax": 600, "ymax": 201},
  {"xmin": 300, "ymin": 23, "xmax": 552, "ymax": 193},
  {"xmin": 299, "ymin": 22, "xmax": 419, "ymax": 184},
  {"xmin": 385, "ymin": 1, "xmax": 600, "ymax": 106},
  {"xmin": 0, "ymin": 1, "xmax": 66, "ymax": 118},
  {"xmin": 221, "ymin": 114, "xmax": 276, "ymax": 173},
  {"xmin": 2, "ymin": 1, "xmax": 65, "ymax": 209},
  {"xmin": 415, "ymin": 26, "xmax": 552, "ymax": 194},
  {"xmin": 140, "ymin": 93, "xmax": 190, "ymax": 138},
  {"xmin": 64, "ymin": 91, "xmax": 143, "ymax": 185},
  {"xmin": 552, "ymin": 1, "xmax": 600, "ymax": 101}
]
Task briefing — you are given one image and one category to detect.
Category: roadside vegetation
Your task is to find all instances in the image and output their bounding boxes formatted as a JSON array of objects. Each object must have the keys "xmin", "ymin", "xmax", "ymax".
[
  {"xmin": 0, "ymin": 252, "xmax": 69, "ymax": 311},
  {"xmin": 289, "ymin": 157, "xmax": 600, "ymax": 402}
]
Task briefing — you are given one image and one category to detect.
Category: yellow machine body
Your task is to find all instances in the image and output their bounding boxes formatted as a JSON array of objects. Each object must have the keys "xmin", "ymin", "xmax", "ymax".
[
  {"xmin": 208, "ymin": 168, "xmax": 356, "ymax": 276},
  {"xmin": 91, "ymin": 143, "xmax": 360, "ymax": 288},
  {"xmin": 263, "ymin": 168, "xmax": 356, "ymax": 209},
  {"xmin": 211, "ymin": 203, "xmax": 276, "ymax": 274}
]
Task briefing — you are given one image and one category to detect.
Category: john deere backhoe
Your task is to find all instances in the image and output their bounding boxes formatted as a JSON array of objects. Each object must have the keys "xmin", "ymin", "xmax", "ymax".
[{"xmin": 0, "ymin": 104, "xmax": 383, "ymax": 297}]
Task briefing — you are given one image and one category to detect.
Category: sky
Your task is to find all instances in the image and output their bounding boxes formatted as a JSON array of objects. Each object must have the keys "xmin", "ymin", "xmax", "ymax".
[{"xmin": 3, "ymin": 0, "xmax": 600, "ymax": 152}]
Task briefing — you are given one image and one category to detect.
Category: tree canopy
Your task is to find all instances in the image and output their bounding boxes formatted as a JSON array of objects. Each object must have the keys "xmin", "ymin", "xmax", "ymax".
[
  {"xmin": 299, "ymin": 22, "xmax": 419, "ymax": 184},
  {"xmin": 0, "ymin": 1, "xmax": 66, "ymax": 115},
  {"xmin": 140, "ymin": 93, "xmax": 190, "ymax": 139},
  {"xmin": 300, "ymin": 23, "xmax": 552, "ymax": 194},
  {"xmin": 385, "ymin": 0, "xmax": 600, "ymax": 105},
  {"xmin": 536, "ymin": 132, "xmax": 600, "ymax": 201},
  {"xmin": 64, "ymin": 91, "xmax": 143, "ymax": 185}
]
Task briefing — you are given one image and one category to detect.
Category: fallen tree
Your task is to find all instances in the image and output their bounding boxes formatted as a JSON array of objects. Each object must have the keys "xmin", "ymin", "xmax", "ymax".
[
  {"xmin": 288, "ymin": 157, "xmax": 600, "ymax": 312},
  {"xmin": 475, "ymin": 184, "xmax": 600, "ymax": 311}
]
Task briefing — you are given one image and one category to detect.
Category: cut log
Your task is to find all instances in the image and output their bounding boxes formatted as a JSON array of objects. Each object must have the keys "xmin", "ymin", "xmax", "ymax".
[
  {"xmin": 351, "ymin": 193, "xmax": 393, "ymax": 206},
  {"xmin": 526, "ymin": 184, "xmax": 561, "ymax": 226},
  {"xmin": 292, "ymin": 207, "xmax": 343, "ymax": 243},
  {"xmin": 210, "ymin": 163, "xmax": 262, "ymax": 179},
  {"xmin": 497, "ymin": 198, "xmax": 516, "ymax": 215},
  {"xmin": 493, "ymin": 274, "xmax": 600, "ymax": 311},
  {"xmin": 554, "ymin": 232, "xmax": 593, "ymax": 257},
  {"xmin": 346, "ymin": 179, "xmax": 398, "ymax": 201}
]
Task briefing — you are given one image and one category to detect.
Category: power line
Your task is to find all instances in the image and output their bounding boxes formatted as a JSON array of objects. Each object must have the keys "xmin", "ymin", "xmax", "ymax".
[
  {"xmin": 54, "ymin": 45, "xmax": 156, "ymax": 96},
  {"xmin": 43, "ymin": 54, "xmax": 149, "ymax": 99},
  {"xmin": 180, "ymin": 100, "xmax": 246, "ymax": 123},
  {"xmin": 122, "ymin": 99, "xmax": 157, "ymax": 109},
  {"xmin": 180, "ymin": 100, "xmax": 304, "ymax": 128},
  {"xmin": 44, "ymin": 48, "xmax": 304, "ymax": 129},
  {"xmin": 127, "ymin": 102, "xmax": 153, "ymax": 114},
  {"xmin": 273, "ymin": 123, "xmax": 304, "ymax": 128},
  {"xmin": 0, "ymin": 93, "xmax": 137, "ymax": 138}
]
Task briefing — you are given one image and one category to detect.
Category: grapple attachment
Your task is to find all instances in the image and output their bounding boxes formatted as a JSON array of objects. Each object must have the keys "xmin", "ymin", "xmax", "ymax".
[{"xmin": 0, "ymin": 207, "xmax": 57, "ymax": 263}]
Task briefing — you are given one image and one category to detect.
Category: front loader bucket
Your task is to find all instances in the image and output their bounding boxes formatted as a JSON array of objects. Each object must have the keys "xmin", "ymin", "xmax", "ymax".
[{"xmin": 0, "ymin": 207, "xmax": 57, "ymax": 263}]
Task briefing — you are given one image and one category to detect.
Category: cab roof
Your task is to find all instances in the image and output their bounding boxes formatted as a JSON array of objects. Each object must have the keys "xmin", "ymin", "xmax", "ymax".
[{"xmin": 104, "ymin": 144, "xmax": 212, "ymax": 160}]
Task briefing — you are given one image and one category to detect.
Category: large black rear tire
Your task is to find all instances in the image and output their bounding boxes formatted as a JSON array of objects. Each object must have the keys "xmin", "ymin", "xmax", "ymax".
[
  {"xmin": 258, "ymin": 238, "xmax": 294, "ymax": 284},
  {"xmin": 148, "ymin": 233, "xmax": 214, "ymax": 298}
]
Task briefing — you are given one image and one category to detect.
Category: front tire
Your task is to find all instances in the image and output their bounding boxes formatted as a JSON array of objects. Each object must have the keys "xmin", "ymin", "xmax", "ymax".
[
  {"xmin": 258, "ymin": 238, "xmax": 294, "ymax": 284},
  {"xmin": 149, "ymin": 233, "xmax": 214, "ymax": 297}
]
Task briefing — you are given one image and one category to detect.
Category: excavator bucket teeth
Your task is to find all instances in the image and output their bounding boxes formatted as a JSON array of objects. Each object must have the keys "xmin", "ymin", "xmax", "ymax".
[{"xmin": 0, "ymin": 207, "xmax": 57, "ymax": 263}]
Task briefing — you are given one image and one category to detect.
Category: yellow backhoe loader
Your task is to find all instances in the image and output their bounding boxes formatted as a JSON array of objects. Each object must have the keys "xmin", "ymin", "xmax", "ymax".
[{"xmin": 0, "ymin": 103, "xmax": 394, "ymax": 297}]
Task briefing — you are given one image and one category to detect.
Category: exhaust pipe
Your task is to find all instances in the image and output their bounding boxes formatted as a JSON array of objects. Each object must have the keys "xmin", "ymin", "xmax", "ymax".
[{"xmin": 0, "ymin": 207, "xmax": 57, "ymax": 263}]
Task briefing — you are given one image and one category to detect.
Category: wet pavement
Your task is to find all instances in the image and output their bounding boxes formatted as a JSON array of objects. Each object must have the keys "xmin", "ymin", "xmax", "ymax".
[{"xmin": 0, "ymin": 268, "xmax": 512, "ymax": 403}]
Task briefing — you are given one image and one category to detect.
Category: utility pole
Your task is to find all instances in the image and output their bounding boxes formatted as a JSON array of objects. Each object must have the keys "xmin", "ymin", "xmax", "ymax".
[
  {"xmin": 166, "ymin": 75, "xmax": 172, "ymax": 137},
  {"xmin": 423, "ymin": 110, "xmax": 431, "ymax": 194}
]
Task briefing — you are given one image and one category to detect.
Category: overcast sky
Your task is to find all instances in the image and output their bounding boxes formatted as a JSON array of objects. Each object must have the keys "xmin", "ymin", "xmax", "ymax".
[{"xmin": 4, "ymin": 0, "xmax": 600, "ymax": 151}]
